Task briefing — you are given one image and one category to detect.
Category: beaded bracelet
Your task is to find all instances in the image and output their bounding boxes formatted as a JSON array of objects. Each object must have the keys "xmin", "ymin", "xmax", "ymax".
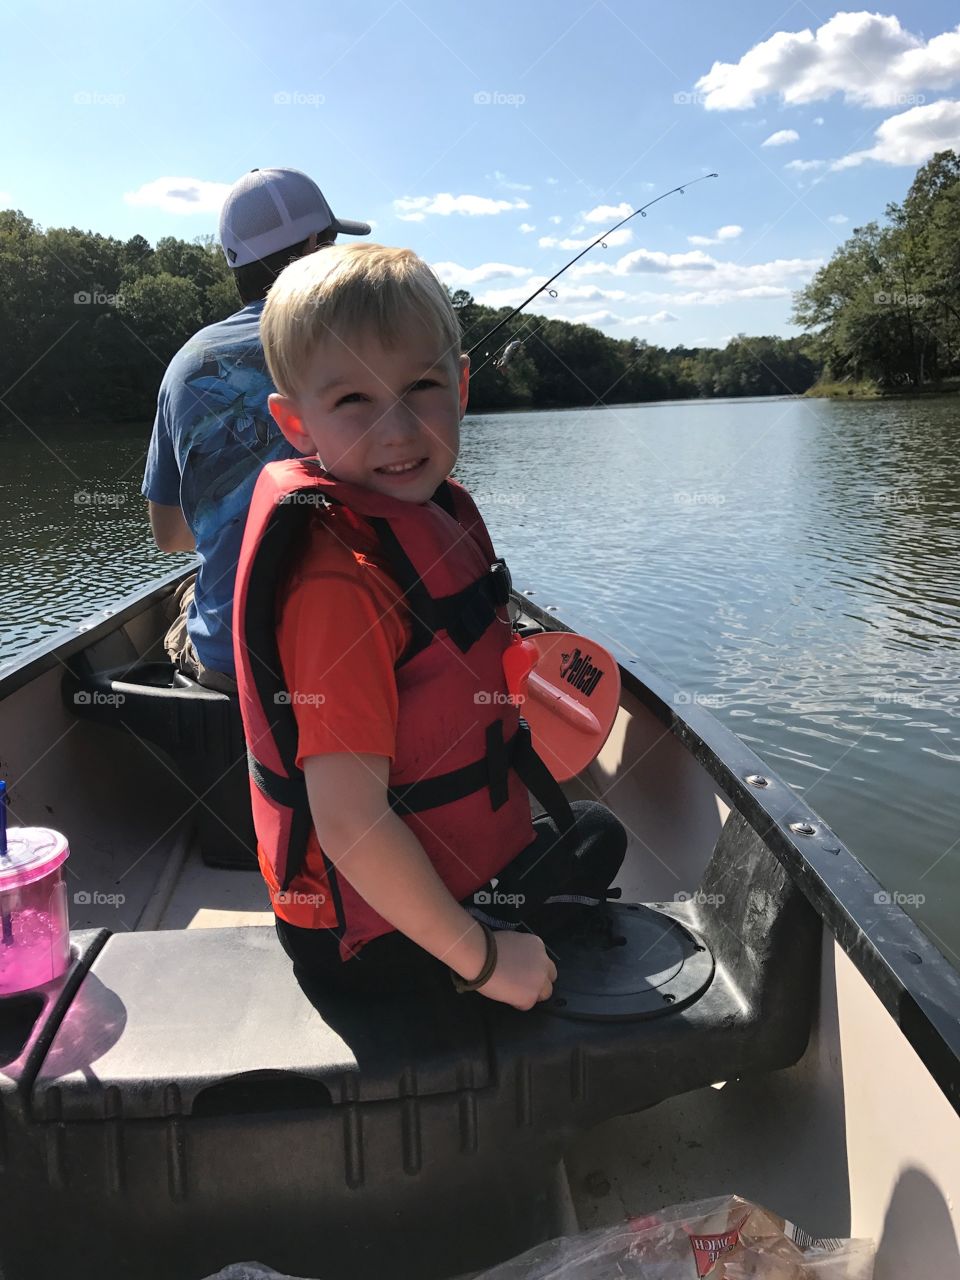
[{"xmin": 450, "ymin": 923, "xmax": 498, "ymax": 993}]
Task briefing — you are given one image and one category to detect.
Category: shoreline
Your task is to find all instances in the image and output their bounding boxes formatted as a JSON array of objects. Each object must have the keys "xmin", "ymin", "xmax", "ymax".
[{"xmin": 805, "ymin": 379, "xmax": 960, "ymax": 401}]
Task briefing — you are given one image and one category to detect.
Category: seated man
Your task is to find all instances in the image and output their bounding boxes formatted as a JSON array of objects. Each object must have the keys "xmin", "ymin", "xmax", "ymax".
[{"xmin": 142, "ymin": 167, "xmax": 370, "ymax": 691}]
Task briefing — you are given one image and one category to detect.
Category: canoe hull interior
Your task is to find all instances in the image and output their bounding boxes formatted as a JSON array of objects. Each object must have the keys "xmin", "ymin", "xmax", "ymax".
[{"xmin": 0, "ymin": 569, "xmax": 957, "ymax": 1279}]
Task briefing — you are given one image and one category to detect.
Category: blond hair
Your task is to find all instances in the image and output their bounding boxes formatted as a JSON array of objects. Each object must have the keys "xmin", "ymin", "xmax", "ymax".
[{"xmin": 260, "ymin": 243, "xmax": 462, "ymax": 398}]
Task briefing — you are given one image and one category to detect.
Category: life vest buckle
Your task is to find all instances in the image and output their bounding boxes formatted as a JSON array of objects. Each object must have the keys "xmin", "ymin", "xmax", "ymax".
[{"xmin": 490, "ymin": 558, "xmax": 512, "ymax": 608}]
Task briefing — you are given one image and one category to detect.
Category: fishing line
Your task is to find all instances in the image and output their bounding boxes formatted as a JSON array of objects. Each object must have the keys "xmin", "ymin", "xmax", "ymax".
[{"xmin": 465, "ymin": 171, "xmax": 719, "ymax": 372}]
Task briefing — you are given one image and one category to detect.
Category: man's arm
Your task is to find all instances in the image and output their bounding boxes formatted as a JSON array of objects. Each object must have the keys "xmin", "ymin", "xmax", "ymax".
[
  {"xmin": 147, "ymin": 500, "xmax": 196, "ymax": 553},
  {"xmin": 303, "ymin": 751, "xmax": 556, "ymax": 1008}
]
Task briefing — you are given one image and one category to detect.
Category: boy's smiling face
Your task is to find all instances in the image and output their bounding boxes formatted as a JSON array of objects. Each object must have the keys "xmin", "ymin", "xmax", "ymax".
[{"xmin": 269, "ymin": 324, "xmax": 468, "ymax": 504}]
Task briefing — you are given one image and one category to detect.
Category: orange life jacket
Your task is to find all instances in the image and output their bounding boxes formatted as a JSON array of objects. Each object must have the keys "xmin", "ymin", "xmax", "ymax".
[{"xmin": 233, "ymin": 459, "xmax": 570, "ymax": 959}]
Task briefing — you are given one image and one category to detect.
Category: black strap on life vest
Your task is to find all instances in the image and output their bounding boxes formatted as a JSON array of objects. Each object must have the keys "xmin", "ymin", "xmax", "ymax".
[
  {"xmin": 251, "ymin": 719, "xmax": 576, "ymax": 892},
  {"xmin": 388, "ymin": 718, "xmax": 576, "ymax": 842},
  {"xmin": 366, "ymin": 515, "xmax": 512, "ymax": 663}
]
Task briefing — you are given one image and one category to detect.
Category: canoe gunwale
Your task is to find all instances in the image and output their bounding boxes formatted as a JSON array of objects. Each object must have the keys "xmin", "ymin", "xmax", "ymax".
[
  {"xmin": 0, "ymin": 563, "xmax": 195, "ymax": 698},
  {"xmin": 520, "ymin": 595, "xmax": 960, "ymax": 1118}
]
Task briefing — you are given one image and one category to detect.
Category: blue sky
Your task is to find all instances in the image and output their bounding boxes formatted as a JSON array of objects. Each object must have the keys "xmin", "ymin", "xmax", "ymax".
[{"xmin": 5, "ymin": 0, "xmax": 960, "ymax": 347}]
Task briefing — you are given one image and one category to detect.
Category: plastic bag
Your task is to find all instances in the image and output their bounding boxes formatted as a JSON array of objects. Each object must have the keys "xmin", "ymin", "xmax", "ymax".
[{"xmin": 473, "ymin": 1195, "xmax": 875, "ymax": 1279}]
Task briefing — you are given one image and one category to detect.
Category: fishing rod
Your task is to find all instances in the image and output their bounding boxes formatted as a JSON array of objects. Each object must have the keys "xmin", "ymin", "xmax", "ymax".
[{"xmin": 466, "ymin": 171, "xmax": 719, "ymax": 364}]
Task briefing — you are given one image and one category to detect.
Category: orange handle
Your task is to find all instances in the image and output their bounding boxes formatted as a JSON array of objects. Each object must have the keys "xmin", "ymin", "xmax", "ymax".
[{"xmin": 526, "ymin": 670, "xmax": 602, "ymax": 734}]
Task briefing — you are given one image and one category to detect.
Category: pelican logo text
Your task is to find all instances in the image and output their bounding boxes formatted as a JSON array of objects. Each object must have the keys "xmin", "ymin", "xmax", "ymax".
[{"xmin": 558, "ymin": 648, "xmax": 605, "ymax": 697}]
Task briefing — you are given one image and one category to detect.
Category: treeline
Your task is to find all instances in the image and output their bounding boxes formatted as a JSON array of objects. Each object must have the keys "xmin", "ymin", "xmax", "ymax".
[
  {"xmin": 0, "ymin": 211, "xmax": 237, "ymax": 423},
  {"xmin": 0, "ymin": 205, "xmax": 822, "ymax": 426},
  {"xmin": 454, "ymin": 294, "xmax": 819, "ymax": 410},
  {"xmin": 793, "ymin": 150, "xmax": 960, "ymax": 389}
]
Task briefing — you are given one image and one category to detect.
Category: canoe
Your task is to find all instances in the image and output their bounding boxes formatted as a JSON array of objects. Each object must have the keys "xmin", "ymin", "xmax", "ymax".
[{"xmin": 0, "ymin": 565, "xmax": 958, "ymax": 1280}]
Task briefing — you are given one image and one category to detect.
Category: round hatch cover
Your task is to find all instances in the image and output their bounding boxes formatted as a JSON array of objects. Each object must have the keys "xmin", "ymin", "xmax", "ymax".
[{"xmin": 544, "ymin": 903, "xmax": 714, "ymax": 1021}]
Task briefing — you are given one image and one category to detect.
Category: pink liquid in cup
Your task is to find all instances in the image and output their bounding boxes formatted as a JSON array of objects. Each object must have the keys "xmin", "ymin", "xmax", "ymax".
[{"xmin": 0, "ymin": 827, "xmax": 71, "ymax": 997}]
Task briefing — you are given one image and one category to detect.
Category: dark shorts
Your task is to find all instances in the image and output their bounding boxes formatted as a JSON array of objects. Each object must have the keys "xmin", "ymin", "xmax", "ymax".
[{"xmin": 274, "ymin": 799, "xmax": 627, "ymax": 996}]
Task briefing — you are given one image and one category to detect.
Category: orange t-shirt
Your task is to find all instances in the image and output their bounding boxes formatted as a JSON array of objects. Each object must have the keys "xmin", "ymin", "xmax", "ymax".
[{"xmin": 258, "ymin": 505, "xmax": 412, "ymax": 928}]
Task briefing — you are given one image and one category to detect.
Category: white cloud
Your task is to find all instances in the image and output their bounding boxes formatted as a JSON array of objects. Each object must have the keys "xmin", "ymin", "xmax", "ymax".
[
  {"xmin": 583, "ymin": 201, "xmax": 633, "ymax": 223},
  {"xmin": 491, "ymin": 170, "xmax": 533, "ymax": 192},
  {"xmin": 828, "ymin": 213, "xmax": 849, "ymax": 224},
  {"xmin": 549, "ymin": 307, "xmax": 680, "ymax": 328},
  {"xmin": 666, "ymin": 285, "xmax": 795, "ymax": 305},
  {"xmin": 476, "ymin": 283, "xmax": 547, "ymax": 308},
  {"xmin": 762, "ymin": 129, "xmax": 800, "ymax": 146},
  {"xmin": 393, "ymin": 193, "xmax": 529, "ymax": 221},
  {"xmin": 616, "ymin": 247, "xmax": 718, "ymax": 275},
  {"xmin": 476, "ymin": 282, "xmax": 628, "ymax": 309},
  {"xmin": 552, "ymin": 308, "xmax": 681, "ymax": 328},
  {"xmin": 784, "ymin": 158, "xmax": 826, "ymax": 172},
  {"xmin": 546, "ymin": 177, "xmax": 559, "ymax": 185},
  {"xmin": 548, "ymin": 214, "xmax": 563, "ymax": 225},
  {"xmin": 688, "ymin": 224, "xmax": 744, "ymax": 246},
  {"xmin": 570, "ymin": 248, "xmax": 822, "ymax": 295},
  {"xmin": 627, "ymin": 310, "xmax": 680, "ymax": 324},
  {"xmin": 695, "ymin": 12, "xmax": 960, "ymax": 111},
  {"xmin": 832, "ymin": 98, "xmax": 960, "ymax": 169},
  {"xmin": 557, "ymin": 284, "xmax": 629, "ymax": 301},
  {"xmin": 550, "ymin": 309, "xmax": 622, "ymax": 328},
  {"xmin": 431, "ymin": 261, "xmax": 532, "ymax": 287},
  {"xmin": 813, "ymin": 116, "xmax": 825, "ymax": 125},
  {"xmin": 123, "ymin": 176, "xmax": 231, "ymax": 215},
  {"xmin": 518, "ymin": 222, "xmax": 536, "ymax": 233},
  {"xmin": 538, "ymin": 227, "xmax": 632, "ymax": 251}
]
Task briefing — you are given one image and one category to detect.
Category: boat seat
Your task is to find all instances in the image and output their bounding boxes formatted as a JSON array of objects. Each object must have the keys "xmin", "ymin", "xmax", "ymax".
[
  {"xmin": 0, "ymin": 810, "xmax": 821, "ymax": 1280},
  {"xmin": 61, "ymin": 647, "xmax": 257, "ymax": 870}
]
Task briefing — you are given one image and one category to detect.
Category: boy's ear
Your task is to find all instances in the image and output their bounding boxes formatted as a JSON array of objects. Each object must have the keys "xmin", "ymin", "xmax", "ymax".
[
  {"xmin": 269, "ymin": 393, "xmax": 314, "ymax": 455},
  {"xmin": 457, "ymin": 354, "xmax": 470, "ymax": 419}
]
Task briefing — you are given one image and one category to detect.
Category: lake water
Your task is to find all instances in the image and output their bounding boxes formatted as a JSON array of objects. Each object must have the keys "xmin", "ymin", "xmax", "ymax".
[{"xmin": 2, "ymin": 396, "xmax": 959, "ymax": 966}]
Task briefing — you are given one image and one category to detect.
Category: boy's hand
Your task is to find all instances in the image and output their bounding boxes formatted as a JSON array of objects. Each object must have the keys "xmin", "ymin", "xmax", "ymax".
[{"xmin": 474, "ymin": 931, "xmax": 557, "ymax": 1010}]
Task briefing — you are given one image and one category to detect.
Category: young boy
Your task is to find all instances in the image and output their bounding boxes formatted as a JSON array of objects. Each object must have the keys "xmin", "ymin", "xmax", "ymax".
[{"xmin": 233, "ymin": 244, "xmax": 626, "ymax": 1010}]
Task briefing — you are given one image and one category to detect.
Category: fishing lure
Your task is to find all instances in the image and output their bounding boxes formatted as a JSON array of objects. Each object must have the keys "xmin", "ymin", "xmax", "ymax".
[{"xmin": 493, "ymin": 339, "xmax": 525, "ymax": 371}]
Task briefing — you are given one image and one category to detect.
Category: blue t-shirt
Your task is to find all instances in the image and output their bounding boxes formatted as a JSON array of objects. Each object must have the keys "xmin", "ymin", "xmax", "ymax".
[{"xmin": 142, "ymin": 301, "xmax": 299, "ymax": 677}]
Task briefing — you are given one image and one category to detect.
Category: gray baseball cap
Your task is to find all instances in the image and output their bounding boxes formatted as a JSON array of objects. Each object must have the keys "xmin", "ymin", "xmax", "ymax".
[{"xmin": 219, "ymin": 168, "xmax": 371, "ymax": 268}]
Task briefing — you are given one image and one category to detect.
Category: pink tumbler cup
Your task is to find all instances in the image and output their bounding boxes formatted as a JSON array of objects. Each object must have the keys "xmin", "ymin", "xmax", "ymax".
[{"xmin": 0, "ymin": 825, "xmax": 71, "ymax": 997}]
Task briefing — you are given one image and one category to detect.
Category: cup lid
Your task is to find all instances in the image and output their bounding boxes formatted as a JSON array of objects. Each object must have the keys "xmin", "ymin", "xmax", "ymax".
[{"xmin": 0, "ymin": 827, "xmax": 70, "ymax": 889}]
